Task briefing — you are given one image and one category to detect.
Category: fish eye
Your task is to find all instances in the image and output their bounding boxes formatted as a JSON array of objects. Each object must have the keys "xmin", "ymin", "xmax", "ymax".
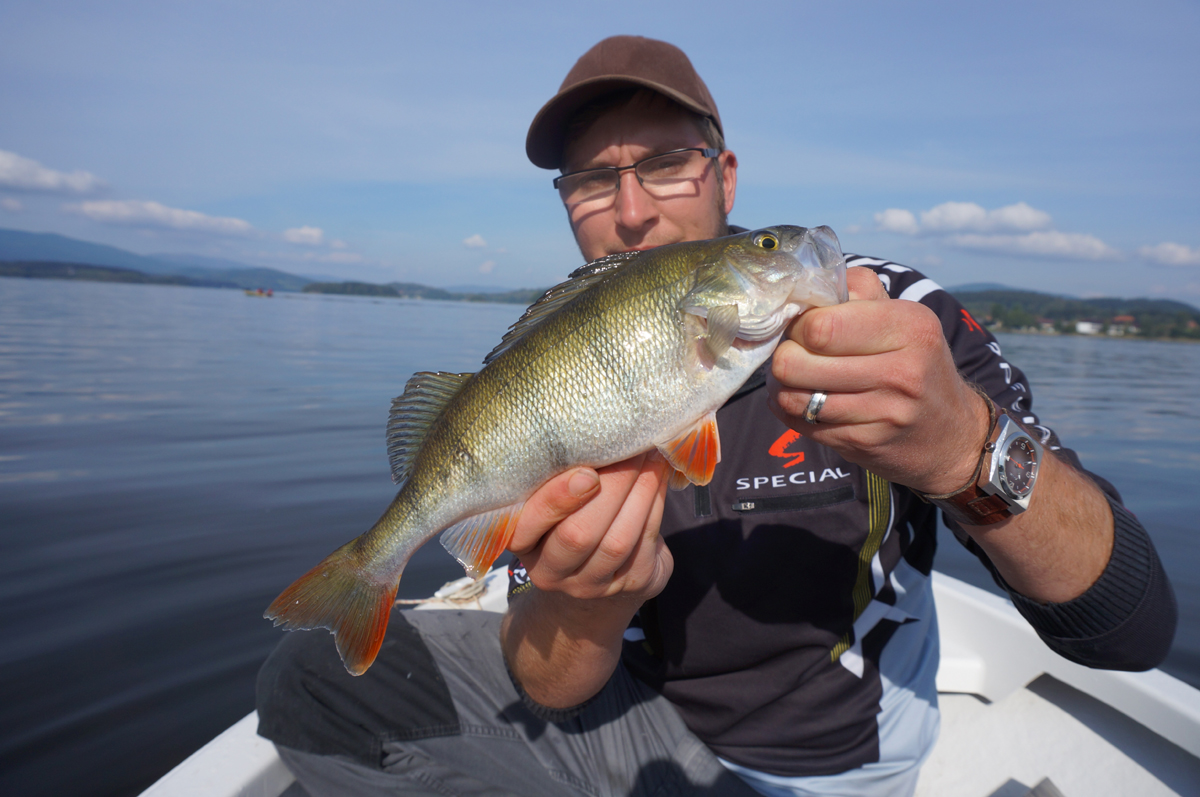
[{"xmin": 755, "ymin": 233, "xmax": 779, "ymax": 251}]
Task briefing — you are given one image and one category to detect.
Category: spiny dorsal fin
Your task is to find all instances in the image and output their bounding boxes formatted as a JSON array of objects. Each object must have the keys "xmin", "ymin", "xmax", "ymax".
[
  {"xmin": 386, "ymin": 371, "xmax": 474, "ymax": 485},
  {"xmin": 482, "ymin": 251, "xmax": 640, "ymax": 365}
]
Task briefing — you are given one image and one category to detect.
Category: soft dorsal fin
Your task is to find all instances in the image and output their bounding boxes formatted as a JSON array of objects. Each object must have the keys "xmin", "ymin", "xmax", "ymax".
[
  {"xmin": 482, "ymin": 251, "xmax": 639, "ymax": 365},
  {"xmin": 386, "ymin": 371, "xmax": 474, "ymax": 485}
]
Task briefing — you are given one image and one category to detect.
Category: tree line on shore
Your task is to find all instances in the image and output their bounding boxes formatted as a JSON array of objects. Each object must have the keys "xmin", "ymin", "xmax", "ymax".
[
  {"xmin": 301, "ymin": 281, "xmax": 543, "ymax": 304},
  {"xmin": 953, "ymin": 289, "xmax": 1200, "ymax": 339}
]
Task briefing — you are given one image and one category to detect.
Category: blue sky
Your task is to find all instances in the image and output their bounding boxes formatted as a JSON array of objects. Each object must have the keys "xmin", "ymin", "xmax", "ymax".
[{"xmin": 1, "ymin": 0, "xmax": 1197, "ymax": 299}]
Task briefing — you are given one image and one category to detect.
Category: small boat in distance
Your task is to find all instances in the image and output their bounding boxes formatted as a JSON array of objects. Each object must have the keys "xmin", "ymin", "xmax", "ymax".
[{"xmin": 244, "ymin": 288, "xmax": 274, "ymax": 297}]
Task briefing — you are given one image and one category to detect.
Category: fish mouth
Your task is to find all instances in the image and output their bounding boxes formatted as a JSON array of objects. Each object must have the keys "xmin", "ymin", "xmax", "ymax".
[{"xmin": 793, "ymin": 226, "xmax": 849, "ymax": 306}]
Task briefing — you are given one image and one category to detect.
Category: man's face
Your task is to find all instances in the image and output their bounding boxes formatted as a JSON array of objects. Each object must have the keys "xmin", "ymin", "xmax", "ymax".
[{"xmin": 561, "ymin": 101, "xmax": 738, "ymax": 262}]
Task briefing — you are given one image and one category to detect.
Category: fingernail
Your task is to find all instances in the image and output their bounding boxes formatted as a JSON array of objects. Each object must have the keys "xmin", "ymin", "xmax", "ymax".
[{"xmin": 568, "ymin": 469, "xmax": 599, "ymax": 498}]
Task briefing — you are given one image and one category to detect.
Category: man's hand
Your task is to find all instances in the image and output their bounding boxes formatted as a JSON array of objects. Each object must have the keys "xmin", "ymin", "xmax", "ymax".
[
  {"xmin": 509, "ymin": 452, "xmax": 674, "ymax": 602},
  {"xmin": 768, "ymin": 266, "xmax": 990, "ymax": 495},
  {"xmin": 500, "ymin": 452, "xmax": 673, "ymax": 708},
  {"xmin": 769, "ymin": 266, "xmax": 1112, "ymax": 604}
]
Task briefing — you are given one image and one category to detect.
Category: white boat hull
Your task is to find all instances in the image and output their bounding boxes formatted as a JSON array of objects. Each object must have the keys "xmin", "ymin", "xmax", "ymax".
[{"xmin": 140, "ymin": 570, "xmax": 1200, "ymax": 797}]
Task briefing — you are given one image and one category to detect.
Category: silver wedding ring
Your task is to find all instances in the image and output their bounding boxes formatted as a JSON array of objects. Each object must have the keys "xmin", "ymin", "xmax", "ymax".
[{"xmin": 804, "ymin": 391, "xmax": 828, "ymax": 424}]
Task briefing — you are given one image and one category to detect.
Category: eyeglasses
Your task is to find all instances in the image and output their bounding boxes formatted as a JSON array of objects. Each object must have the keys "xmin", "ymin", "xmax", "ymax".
[{"xmin": 554, "ymin": 147, "xmax": 721, "ymax": 207}]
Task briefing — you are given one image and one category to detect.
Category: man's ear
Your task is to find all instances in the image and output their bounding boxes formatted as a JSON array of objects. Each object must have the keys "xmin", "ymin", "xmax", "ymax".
[{"xmin": 719, "ymin": 150, "xmax": 738, "ymax": 215}]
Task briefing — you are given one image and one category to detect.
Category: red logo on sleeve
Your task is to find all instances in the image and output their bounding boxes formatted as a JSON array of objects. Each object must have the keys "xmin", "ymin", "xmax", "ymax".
[
  {"xmin": 769, "ymin": 429, "xmax": 806, "ymax": 468},
  {"xmin": 961, "ymin": 309, "xmax": 983, "ymax": 333}
]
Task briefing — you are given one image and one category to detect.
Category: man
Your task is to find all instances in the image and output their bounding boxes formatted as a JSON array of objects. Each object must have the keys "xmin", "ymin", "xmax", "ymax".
[{"xmin": 258, "ymin": 36, "xmax": 1176, "ymax": 796}]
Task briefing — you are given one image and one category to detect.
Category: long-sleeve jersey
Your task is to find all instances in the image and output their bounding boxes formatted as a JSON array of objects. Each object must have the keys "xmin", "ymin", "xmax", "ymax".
[{"xmin": 509, "ymin": 254, "xmax": 1176, "ymax": 777}]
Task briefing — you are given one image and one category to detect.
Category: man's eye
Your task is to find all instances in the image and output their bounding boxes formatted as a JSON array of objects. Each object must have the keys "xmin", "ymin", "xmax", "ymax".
[
  {"xmin": 641, "ymin": 155, "xmax": 689, "ymax": 177},
  {"xmin": 575, "ymin": 172, "xmax": 612, "ymax": 188}
]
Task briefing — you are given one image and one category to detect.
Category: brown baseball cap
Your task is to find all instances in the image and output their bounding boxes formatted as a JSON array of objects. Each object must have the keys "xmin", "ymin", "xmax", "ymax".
[{"xmin": 525, "ymin": 35, "xmax": 723, "ymax": 170}]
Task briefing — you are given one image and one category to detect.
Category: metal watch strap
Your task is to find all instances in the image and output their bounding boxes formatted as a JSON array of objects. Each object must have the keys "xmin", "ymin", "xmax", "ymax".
[{"xmin": 914, "ymin": 389, "xmax": 1015, "ymax": 527}]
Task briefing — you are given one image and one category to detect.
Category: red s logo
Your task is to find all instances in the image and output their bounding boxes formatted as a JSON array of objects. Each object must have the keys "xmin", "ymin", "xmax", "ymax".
[{"xmin": 769, "ymin": 429, "xmax": 806, "ymax": 468}]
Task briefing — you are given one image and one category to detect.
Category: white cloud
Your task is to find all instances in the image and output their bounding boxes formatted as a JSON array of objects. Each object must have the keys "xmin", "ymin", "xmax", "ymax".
[
  {"xmin": 463, "ymin": 234, "xmax": 487, "ymax": 248},
  {"xmin": 283, "ymin": 225, "xmax": 324, "ymax": 245},
  {"xmin": 873, "ymin": 200, "xmax": 1117, "ymax": 261},
  {"xmin": 0, "ymin": 149, "xmax": 104, "ymax": 194},
  {"xmin": 65, "ymin": 199, "xmax": 253, "ymax": 236},
  {"xmin": 985, "ymin": 202, "xmax": 1053, "ymax": 232},
  {"xmin": 921, "ymin": 201, "xmax": 1051, "ymax": 233},
  {"xmin": 478, "ymin": 260, "xmax": 495, "ymax": 274},
  {"xmin": 1, "ymin": 197, "xmax": 22, "ymax": 213},
  {"xmin": 877, "ymin": 201, "xmax": 1052, "ymax": 235},
  {"xmin": 918, "ymin": 201, "xmax": 990, "ymax": 232},
  {"xmin": 874, "ymin": 208, "xmax": 918, "ymax": 235},
  {"xmin": 949, "ymin": 231, "xmax": 1120, "ymax": 261},
  {"xmin": 1138, "ymin": 242, "xmax": 1200, "ymax": 267}
]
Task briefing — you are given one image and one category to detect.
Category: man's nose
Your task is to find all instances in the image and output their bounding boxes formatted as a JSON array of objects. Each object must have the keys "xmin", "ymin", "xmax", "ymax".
[{"xmin": 613, "ymin": 169, "xmax": 656, "ymax": 230}]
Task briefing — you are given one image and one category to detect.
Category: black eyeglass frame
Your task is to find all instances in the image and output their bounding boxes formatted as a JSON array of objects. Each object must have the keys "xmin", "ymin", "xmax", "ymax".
[{"xmin": 552, "ymin": 147, "xmax": 722, "ymax": 192}]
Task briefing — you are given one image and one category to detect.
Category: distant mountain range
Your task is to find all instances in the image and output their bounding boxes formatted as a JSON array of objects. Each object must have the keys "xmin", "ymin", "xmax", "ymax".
[
  {"xmin": 945, "ymin": 281, "xmax": 1029, "ymax": 294},
  {"xmin": 0, "ymin": 228, "xmax": 329, "ymax": 292},
  {"xmin": 0, "ymin": 261, "xmax": 239, "ymax": 288},
  {"xmin": 0, "ymin": 227, "xmax": 549, "ymax": 304}
]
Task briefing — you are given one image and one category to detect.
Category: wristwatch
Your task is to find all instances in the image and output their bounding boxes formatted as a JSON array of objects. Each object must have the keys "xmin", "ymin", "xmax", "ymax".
[{"xmin": 919, "ymin": 404, "xmax": 1044, "ymax": 527}]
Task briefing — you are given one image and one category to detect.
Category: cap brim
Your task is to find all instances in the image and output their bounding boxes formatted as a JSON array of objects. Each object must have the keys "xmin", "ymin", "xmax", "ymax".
[{"xmin": 525, "ymin": 75, "xmax": 714, "ymax": 170}]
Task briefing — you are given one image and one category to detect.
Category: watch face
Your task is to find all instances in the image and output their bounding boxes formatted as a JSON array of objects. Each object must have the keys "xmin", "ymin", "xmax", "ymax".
[{"xmin": 999, "ymin": 436, "xmax": 1039, "ymax": 498}]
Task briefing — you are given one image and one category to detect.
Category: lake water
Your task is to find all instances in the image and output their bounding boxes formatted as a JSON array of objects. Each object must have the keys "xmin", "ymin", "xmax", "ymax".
[{"xmin": 1, "ymin": 278, "xmax": 1197, "ymax": 797}]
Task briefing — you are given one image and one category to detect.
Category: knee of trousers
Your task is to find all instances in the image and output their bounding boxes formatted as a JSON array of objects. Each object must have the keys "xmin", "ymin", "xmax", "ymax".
[{"xmin": 255, "ymin": 609, "xmax": 461, "ymax": 768}]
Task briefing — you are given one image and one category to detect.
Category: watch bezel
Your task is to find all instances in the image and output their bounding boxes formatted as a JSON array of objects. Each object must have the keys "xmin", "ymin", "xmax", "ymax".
[{"xmin": 980, "ymin": 415, "xmax": 1043, "ymax": 513}]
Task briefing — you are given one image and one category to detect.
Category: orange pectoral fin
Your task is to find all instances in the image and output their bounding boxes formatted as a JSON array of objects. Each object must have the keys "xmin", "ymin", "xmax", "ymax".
[
  {"xmin": 439, "ymin": 503, "xmax": 525, "ymax": 578},
  {"xmin": 657, "ymin": 412, "xmax": 721, "ymax": 486}
]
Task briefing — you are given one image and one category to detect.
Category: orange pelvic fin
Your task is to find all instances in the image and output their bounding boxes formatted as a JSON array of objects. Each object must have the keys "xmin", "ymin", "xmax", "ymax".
[
  {"xmin": 264, "ymin": 541, "xmax": 398, "ymax": 676},
  {"xmin": 667, "ymin": 467, "xmax": 692, "ymax": 491},
  {"xmin": 440, "ymin": 502, "xmax": 525, "ymax": 577},
  {"xmin": 657, "ymin": 411, "xmax": 721, "ymax": 486}
]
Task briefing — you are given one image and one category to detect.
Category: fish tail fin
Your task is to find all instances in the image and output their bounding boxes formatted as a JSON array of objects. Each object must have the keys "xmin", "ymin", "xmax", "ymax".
[{"xmin": 264, "ymin": 541, "xmax": 399, "ymax": 676}]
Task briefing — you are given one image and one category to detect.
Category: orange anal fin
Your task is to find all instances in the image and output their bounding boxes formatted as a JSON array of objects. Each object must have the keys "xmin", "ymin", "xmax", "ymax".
[
  {"xmin": 264, "ymin": 541, "xmax": 399, "ymax": 676},
  {"xmin": 667, "ymin": 468, "xmax": 691, "ymax": 491},
  {"xmin": 657, "ymin": 412, "xmax": 721, "ymax": 486},
  {"xmin": 440, "ymin": 503, "xmax": 525, "ymax": 578}
]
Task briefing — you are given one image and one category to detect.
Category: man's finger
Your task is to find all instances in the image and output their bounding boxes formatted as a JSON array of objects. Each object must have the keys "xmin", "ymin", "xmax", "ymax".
[
  {"xmin": 508, "ymin": 467, "xmax": 600, "ymax": 554},
  {"xmin": 846, "ymin": 266, "xmax": 889, "ymax": 301},
  {"xmin": 546, "ymin": 454, "xmax": 662, "ymax": 573},
  {"xmin": 786, "ymin": 290, "xmax": 942, "ymax": 359}
]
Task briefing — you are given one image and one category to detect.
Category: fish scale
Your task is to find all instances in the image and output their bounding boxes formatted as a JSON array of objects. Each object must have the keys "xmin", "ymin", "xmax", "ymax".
[{"xmin": 265, "ymin": 225, "xmax": 848, "ymax": 675}]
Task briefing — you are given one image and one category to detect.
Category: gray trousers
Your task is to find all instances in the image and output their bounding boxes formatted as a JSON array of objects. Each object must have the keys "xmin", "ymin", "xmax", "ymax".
[{"xmin": 258, "ymin": 609, "xmax": 761, "ymax": 797}]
